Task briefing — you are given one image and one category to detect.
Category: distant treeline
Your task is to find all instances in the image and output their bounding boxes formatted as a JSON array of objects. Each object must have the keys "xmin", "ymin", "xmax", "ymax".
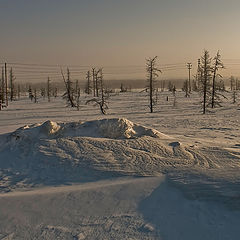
[{"xmin": 17, "ymin": 78, "xmax": 233, "ymax": 91}]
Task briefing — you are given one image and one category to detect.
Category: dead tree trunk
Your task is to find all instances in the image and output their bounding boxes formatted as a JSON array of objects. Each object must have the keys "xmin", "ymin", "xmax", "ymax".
[
  {"xmin": 1, "ymin": 67, "xmax": 5, "ymax": 104},
  {"xmin": 211, "ymin": 51, "xmax": 224, "ymax": 108},
  {"xmin": 5, "ymin": 63, "xmax": 8, "ymax": 106},
  {"xmin": 17, "ymin": 84, "xmax": 21, "ymax": 99},
  {"xmin": 75, "ymin": 80, "xmax": 80, "ymax": 110},
  {"xmin": 201, "ymin": 50, "xmax": 212, "ymax": 114},
  {"xmin": 86, "ymin": 68, "xmax": 108, "ymax": 115},
  {"xmin": 146, "ymin": 56, "xmax": 161, "ymax": 113},
  {"xmin": 85, "ymin": 71, "xmax": 91, "ymax": 94},
  {"xmin": 34, "ymin": 89, "xmax": 37, "ymax": 103},
  {"xmin": 9, "ymin": 68, "xmax": 15, "ymax": 101},
  {"xmin": 92, "ymin": 68, "xmax": 96, "ymax": 97},
  {"xmin": 95, "ymin": 69, "xmax": 100, "ymax": 97},
  {"xmin": 47, "ymin": 77, "xmax": 51, "ymax": 102},
  {"xmin": 61, "ymin": 68, "xmax": 76, "ymax": 107}
]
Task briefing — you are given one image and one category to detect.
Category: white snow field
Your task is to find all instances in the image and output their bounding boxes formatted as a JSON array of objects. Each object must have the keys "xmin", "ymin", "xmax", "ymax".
[{"xmin": 0, "ymin": 91, "xmax": 240, "ymax": 239}]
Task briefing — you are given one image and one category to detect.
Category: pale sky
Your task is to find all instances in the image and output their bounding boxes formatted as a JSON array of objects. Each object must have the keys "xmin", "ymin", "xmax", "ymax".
[{"xmin": 1, "ymin": 0, "xmax": 240, "ymax": 81}]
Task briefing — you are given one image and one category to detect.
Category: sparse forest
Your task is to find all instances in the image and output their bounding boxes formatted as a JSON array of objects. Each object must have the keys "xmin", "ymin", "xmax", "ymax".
[{"xmin": 0, "ymin": 50, "xmax": 239, "ymax": 113}]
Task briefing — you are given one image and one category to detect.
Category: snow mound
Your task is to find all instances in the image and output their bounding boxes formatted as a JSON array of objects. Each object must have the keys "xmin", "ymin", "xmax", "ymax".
[
  {"xmin": 96, "ymin": 118, "xmax": 170, "ymax": 139},
  {"xmin": 40, "ymin": 120, "xmax": 61, "ymax": 136},
  {"xmin": 7, "ymin": 118, "xmax": 170, "ymax": 141},
  {"xmin": 98, "ymin": 118, "xmax": 136, "ymax": 138},
  {"xmin": 7, "ymin": 120, "xmax": 61, "ymax": 141},
  {"xmin": 1, "ymin": 118, "xmax": 240, "ymax": 206}
]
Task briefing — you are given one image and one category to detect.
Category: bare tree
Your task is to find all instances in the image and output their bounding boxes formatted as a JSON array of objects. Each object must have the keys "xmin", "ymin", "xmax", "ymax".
[
  {"xmin": 53, "ymin": 88, "xmax": 58, "ymax": 98},
  {"xmin": 146, "ymin": 56, "xmax": 162, "ymax": 113},
  {"xmin": 92, "ymin": 68, "xmax": 96, "ymax": 97},
  {"xmin": 28, "ymin": 85, "xmax": 33, "ymax": 101},
  {"xmin": 47, "ymin": 77, "xmax": 51, "ymax": 102},
  {"xmin": 0, "ymin": 67, "xmax": 5, "ymax": 104},
  {"xmin": 99, "ymin": 69, "xmax": 108, "ymax": 114},
  {"xmin": 41, "ymin": 88, "xmax": 46, "ymax": 99},
  {"xmin": 232, "ymin": 91, "xmax": 237, "ymax": 104},
  {"xmin": 17, "ymin": 84, "xmax": 21, "ymax": 99},
  {"xmin": 4, "ymin": 63, "xmax": 8, "ymax": 106},
  {"xmin": 75, "ymin": 80, "xmax": 81, "ymax": 110},
  {"xmin": 95, "ymin": 69, "xmax": 101, "ymax": 97},
  {"xmin": 34, "ymin": 89, "xmax": 37, "ymax": 103},
  {"xmin": 199, "ymin": 50, "xmax": 212, "ymax": 114},
  {"xmin": 86, "ymin": 68, "xmax": 108, "ymax": 114},
  {"xmin": 236, "ymin": 78, "xmax": 240, "ymax": 90},
  {"xmin": 182, "ymin": 80, "xmax": 189, "ymax": 97},
  {"xmin": 196, "ymin": 58, "xmax": 202, "ymax": 91},
  {"xmin": 9, "ymin": 68, "xmax": 16, "ymax": 101},
  {"xmin": 61, "ymin": 68, "xmax": 76, "ymax": 107},
  {"xmin": 211, "ymin": 51, "xmax": 224, "ymax": 108},
  {"xmin": 85, "ymin": 71, "xmax": 92, "ymax": 94},
  {"xmin": 187, "ymin": 62, "xmax": 192, "ymax": 94}
]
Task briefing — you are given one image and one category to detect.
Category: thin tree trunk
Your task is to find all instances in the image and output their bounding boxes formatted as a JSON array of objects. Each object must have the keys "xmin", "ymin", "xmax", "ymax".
[
  {"xmin": 211, "ymin": 64, "xmax": 217, "ymax": 108},
  {"xmin": 1, "ymin": 67, "xmax": 5, "ymax": 103},
  {"xmin": 96, "ymin": 70, "xmax": 99, "ymax": 97},
  {"xmin": 149, "ymin": 62, "xmax": 153, "ymax": 113},
  {"xmin": 47, "ymin": 77, "xmax": 51, "ymax": 102},
  {"xmin": 92, "ymin": 68, "xmax": 95, "ymax": 97},
  {"xmin": 5, "ymin": 63, "xmax": 8, "ymax": 106},
  {"xmin": 203, "ymin": 57, "xmax": 207, "ymax": 114}
]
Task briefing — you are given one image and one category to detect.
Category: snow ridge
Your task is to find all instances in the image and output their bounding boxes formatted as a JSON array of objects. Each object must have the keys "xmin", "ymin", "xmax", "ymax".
[{"xmin": 6, "ymin": 118, "xmax": 170, "ymax": 141}]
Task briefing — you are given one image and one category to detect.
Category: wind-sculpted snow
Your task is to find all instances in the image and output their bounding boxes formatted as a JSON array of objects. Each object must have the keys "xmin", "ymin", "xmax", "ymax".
[
  {"xmin": 4, "ymin": 118, "xmax": 170, "ymax": 141},
  {"xmin": 0, "ymin": 92, "xmax": 240, "ymax": 239},
  {"xmin": 0, "ymin": 118, "xmax": 240, "ymax": 207}
]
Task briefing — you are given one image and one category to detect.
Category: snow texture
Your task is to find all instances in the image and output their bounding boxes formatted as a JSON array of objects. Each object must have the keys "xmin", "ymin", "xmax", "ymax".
[
  {"xmin": 5, "ymin": 118, "xmax": 170, "ymax": 140},
  {"xmin": 0, "ymin": 91, "xmax": 240, "ymax": 239}
]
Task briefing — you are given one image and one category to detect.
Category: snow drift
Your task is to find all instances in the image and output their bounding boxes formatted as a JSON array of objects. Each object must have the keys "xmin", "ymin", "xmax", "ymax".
[
  {"xmin": 6, "ymin": 118, "xmax": 171, "ymax": 141},
  {"xmin": 0, "ymin": 118, "xmax": 240, "ymax": 209}
]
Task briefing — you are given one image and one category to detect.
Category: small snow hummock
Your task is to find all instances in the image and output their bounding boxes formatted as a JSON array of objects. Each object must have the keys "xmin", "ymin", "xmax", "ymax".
[
  {"xmin": 98, "ymin": 118, "xmax": 136, "ymax": 139},
  {"xmin": 40, "ymin": 120, "xmax": 61, "ymax": 136}
]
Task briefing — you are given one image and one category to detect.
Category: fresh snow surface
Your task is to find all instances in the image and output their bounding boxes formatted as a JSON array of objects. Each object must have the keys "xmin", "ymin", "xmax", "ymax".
[{"xmin": 0, "ymin": 91, "xmax": 240, "ymax": 239}]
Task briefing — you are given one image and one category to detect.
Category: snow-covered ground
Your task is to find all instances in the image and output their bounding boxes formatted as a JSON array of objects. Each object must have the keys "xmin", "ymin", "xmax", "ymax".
[{"xmin": 0, "ymin": 91, "xmax": 240, "ymax": 239}]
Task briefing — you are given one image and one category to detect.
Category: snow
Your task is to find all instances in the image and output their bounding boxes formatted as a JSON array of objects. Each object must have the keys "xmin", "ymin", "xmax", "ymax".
[
  {"xmin": 0, "ymin": 91, "xmax": 240, "ymax": 239},
  {"xmin": 6, "ymin": 118, "xmax": 170, "ymax": 141}
]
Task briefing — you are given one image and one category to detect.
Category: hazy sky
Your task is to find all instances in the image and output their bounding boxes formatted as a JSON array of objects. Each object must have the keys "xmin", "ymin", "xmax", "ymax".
[{"xmin": 1, "ymin": 0, "xmax": 240, "ymax": 80}]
